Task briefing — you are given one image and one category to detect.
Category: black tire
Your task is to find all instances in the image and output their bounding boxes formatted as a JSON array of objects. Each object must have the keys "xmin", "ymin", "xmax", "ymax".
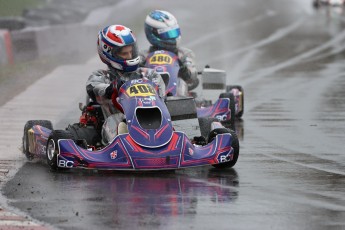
[
  {"xmin": 23, "ymin": 120, "xmax": 53, "ymax": 160},
  {"xmin": 46, "ymin": 130, "xmax": 75, "ymax": 170},
  {"xmin": 219, "ymin": 92, "xmax": 235, "ymax": 125},
  {"xmin": 66, "ymin": 124, "xmax": 102, "ymax": 148},
  {"xmin": 210, "ymin": 128, "xmax": 239, "ymax": 168},
  {"xmin": 198, "ymin": 117, "xmax": 219, "ymax": 139}
]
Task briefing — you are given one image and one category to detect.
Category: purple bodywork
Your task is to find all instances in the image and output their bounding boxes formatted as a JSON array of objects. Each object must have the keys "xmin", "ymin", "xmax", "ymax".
[
  {"xmin": 28, "ymin": 79, "xmax": 236, "ymax": 170},
  {"xmin": 145, "ymin": 50, "xmax": 234, "ymax": 123}
]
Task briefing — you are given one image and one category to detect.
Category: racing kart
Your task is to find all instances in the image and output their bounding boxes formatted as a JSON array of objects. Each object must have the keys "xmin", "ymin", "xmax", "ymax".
[
  {"xmin": 22, "ymin": 78, "xmax": 239, "ymax": 171},
  {"xmin": 145, "ymin": 50, "xmax": 244, "ymax": 126},
  {"xmin": 313, "ymin": 0, "xmax": 345, "ymax": 7}
]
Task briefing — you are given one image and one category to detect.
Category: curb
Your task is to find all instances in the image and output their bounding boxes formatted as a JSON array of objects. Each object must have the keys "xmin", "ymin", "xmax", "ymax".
[{"xmin": 0, "ymin": 207, "xmax": 50, "ymax": 230}]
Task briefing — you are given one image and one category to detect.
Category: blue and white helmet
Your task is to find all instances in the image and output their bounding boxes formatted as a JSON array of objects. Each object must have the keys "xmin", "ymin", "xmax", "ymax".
[
  {"xmin": 97, "ymin": 25, "xmax": 140, "ymax": 72},
  {"xmin": 144, "ymin": 10, "xmax": 181, "ymax": 50}
]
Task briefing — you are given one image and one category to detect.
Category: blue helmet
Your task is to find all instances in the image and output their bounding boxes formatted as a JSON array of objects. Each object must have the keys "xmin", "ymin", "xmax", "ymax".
[
  {"xmin": 97, "ymin": 25, "xmax": 140, "ymax": 72},
  {"xmin": 144, "ymin": 10, "xmax": 181, "ymax": 51}
]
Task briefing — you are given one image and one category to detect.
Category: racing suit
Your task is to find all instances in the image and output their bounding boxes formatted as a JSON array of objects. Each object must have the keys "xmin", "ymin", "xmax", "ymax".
[
  {"xmin": 139, "ymin": 46, "xmax": 198, "ymax": 86},
  {"xmin": 86, "ymin": 67, "xmax": 165, "ymax": 145}
]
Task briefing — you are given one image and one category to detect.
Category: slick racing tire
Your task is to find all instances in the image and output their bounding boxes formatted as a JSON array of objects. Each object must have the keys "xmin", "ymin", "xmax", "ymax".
[
  {"xmin": 23, "ymin": 120, "xmax": 53, "ymax": 160},
  {"xmin": 226, "ymin": 85, "xmax": 244, "ymax": 118},
  {"xmin": 210, "ymin": 128, "xmax": 239, "ymax": 169},
  {"xmin": 219, "ymin": 92, "xmax": 235, "ymax": 126},
  {"xmin": 46, "ymin": 130, "xmax": 75, "ymax": 171}
]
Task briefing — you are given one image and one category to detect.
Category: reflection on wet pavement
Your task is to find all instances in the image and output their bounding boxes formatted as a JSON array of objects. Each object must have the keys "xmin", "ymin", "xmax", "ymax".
[{"xmin": 3, "ymin": 163, "xmax": 239, "ymax": 229}]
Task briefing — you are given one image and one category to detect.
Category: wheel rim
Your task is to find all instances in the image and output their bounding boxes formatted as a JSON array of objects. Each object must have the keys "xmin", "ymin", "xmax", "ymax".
[{"xmin": 47, "ymin": 139, "xmax": 56, "ymax": 161}]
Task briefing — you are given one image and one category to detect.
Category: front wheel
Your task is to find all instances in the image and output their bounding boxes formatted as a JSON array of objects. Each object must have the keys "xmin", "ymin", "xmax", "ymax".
[
  {"xmin": 210, "ymin": 128, "xmax": 239, "ymax": 168},
  {"xmin": 46, "ymin": 130, "xmax": 75, "ymax": 170}
]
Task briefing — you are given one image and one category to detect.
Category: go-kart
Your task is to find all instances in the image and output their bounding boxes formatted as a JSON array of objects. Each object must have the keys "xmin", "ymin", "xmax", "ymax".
[
  {"xmin": 313, "ymin": 0, "xmax": 345, "ymax": 7},
  {"xmin": 22, "ymin": 78, "xmax": 239, "ymax": 171},
  {"xmin": 145, "ymin": 50, "xmax": 244, "ymax": 126}
]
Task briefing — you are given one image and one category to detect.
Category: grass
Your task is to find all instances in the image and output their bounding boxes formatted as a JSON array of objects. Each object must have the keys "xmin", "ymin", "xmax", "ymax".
[{"xmin": 0, "ymin": 0, "xmax": 46, "ymax": 17}]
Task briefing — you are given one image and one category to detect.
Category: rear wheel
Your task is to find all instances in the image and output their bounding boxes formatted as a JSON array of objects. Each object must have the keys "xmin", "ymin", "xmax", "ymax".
[
  {"xmin": 210, "ymin": 128, "xmax": 239, "ymax": 168},
  {"xmin": 219, "ymin": 92, "xmax": 235, "ymax": 125},
  {"xmin": 226, "ymin": 85, "xmax": 244, "ymax": 118},
  {"xmin": 46, "ymin": 130, "xmax": 75, "ymax": 170},
  {"xmin": 23, "ymin": 120, "xmax": 53, "ymax": 160}
]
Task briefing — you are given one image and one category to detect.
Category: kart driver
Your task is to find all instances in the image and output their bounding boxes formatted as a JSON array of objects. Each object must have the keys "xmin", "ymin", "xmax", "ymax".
[
  {"xmin": 139, "ymin": 10, "xmax": 199, "ymax": 91},
  {"xmin": 86, "ymin": 24, "xmax": 166, "ymax": 145}
]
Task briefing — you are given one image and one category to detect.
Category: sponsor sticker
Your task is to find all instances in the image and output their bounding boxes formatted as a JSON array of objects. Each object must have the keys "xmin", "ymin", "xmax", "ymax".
[{"xmin": 110, "ymin": 151, "xmax": 117, "ymax": 159}]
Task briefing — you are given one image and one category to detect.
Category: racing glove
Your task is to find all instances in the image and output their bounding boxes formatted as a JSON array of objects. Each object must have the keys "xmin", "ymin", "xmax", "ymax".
[
  {"xmin": 105, "ymin": 84, "xmax": 114, "ymax": 99},
  {"xmin": 86, "ymin": 84, "xmax": 97, "ymax": 102},
  {"xmin": 105, "ymin": 79, "xmax": 125, "ymax": 99},
  {"xmin": 178, "ymin": 65, "xmax": 192, "ymax": 82}
]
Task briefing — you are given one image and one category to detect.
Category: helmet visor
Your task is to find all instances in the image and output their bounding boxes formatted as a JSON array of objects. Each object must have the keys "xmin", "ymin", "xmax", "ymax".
[
  {"xmin": 155, "ymin": 26, "xmax": 181, "ymax": 40},
  {"xmin": 111, "ymin": 43, "xmax": 138, "ymax": 60}
]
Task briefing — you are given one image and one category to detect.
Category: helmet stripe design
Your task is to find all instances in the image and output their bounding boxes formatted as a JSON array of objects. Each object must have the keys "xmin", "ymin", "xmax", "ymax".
[
  {"xmin": 122, "ymin": 33, "xmax": 135, "ymax": 44},
  {"xmin": 102, "ymin": 25, "xmax": 136, "ymax": 46},
  {"xmin": 150, "ymin": 10, "xmax": 170, "ymax": 22},
  {"xmin": 106, "ymin": 31, "xmax": 124, "ymax": 45}
]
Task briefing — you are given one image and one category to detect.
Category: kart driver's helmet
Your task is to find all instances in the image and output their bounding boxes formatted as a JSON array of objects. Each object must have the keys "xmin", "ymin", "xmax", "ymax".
[
  {"xmin": 97, "ymin": 25, "xmax": 140, "ymax": 72},
  {"xmin": 144, "ymin": 10, "xmax": 181, "ymax": 51}
]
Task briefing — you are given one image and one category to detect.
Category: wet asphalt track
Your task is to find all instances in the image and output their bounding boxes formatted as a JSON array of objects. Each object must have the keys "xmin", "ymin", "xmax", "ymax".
[{"xmin": 1, "ymin": 0, "xmax": 345, "ymax": 229}]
